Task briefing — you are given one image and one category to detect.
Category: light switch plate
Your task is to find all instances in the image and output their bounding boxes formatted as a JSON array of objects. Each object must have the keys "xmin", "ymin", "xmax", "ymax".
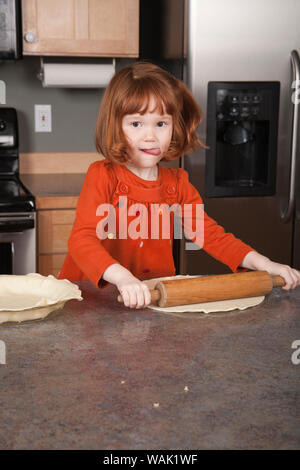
[{"xmin": 35, "ymin": 104, "xmax": 52, "ymax": 132}]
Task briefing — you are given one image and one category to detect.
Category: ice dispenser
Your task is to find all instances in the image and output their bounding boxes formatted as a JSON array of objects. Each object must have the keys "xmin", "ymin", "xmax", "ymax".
[{"xmin": 205, "ymin": 82, "xmax": 280, "ymax": 197}]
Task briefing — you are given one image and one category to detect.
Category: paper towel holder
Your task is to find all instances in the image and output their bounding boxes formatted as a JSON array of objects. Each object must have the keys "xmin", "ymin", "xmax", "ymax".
[{"xmin": 37, "ymin": 57, "xmax": 116, "ymax": 87}]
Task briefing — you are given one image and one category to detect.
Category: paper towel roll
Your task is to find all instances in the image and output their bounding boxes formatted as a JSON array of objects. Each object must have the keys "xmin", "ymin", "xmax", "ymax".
[{"xmin": 42, "ymin": 63, "xmax": 115, "ymax": 88}]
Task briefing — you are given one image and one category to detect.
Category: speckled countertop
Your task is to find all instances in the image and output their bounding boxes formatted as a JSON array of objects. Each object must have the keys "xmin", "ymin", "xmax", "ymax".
[
  {"xmin": 0, "ymin": 281, "xmax": 300, "ymax": 450},
  {"xmin": 20, "ymin": 173, "xmax": 85, "ymax": 197}
]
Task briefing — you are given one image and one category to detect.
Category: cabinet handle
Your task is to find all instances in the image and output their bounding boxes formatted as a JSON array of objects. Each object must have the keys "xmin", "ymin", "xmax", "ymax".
[{"xmin": 24, "ymin": 32, "xmax": 36, "ymax": 43}]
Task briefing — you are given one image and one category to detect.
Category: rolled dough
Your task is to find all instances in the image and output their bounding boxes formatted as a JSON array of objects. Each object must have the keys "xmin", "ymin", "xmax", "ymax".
[
  {"xmin": 142, "ymin": 275, "xmax": 265, "ymax": 313},
  {"xmin": 0, "ymin": 273, "xmax": 82, "ymax": 324}
]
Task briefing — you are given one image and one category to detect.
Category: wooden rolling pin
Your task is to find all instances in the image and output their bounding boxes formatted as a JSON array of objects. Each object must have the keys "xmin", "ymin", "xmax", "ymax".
[{"xmin": 117, "ymin": 271, "xmax": 285, "ymax": 307}]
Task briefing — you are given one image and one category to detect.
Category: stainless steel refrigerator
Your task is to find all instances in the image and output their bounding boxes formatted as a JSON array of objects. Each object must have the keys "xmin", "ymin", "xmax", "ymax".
[{"xmin": 181, "ymin": 0, "xmax": 300, "ymax": 275}]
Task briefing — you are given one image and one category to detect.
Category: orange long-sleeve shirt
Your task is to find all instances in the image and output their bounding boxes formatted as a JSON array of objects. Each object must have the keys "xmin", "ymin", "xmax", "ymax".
[{"xmin": 58, "ymin": 159, "xmax": 254, "ymax": 287}]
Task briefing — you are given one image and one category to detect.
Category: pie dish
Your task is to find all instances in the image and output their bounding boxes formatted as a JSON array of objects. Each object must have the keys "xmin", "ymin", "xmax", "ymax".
[{"xmin": 0, "ymin": 273, "xmax": 82, "ymax": 324}]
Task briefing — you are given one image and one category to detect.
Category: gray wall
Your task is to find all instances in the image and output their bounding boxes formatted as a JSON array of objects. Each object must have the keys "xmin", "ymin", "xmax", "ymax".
[
  {"xmin": 0, "ymin": 56, "xmax": 182, "ymax": 154},
  {"xmin": 0, "ymin": 57, "xmax": 134, "ymax": 153}
]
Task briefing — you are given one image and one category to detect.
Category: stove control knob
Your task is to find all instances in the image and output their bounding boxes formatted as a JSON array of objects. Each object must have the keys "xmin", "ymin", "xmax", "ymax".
[
  {"xmin": 0, "ymin": 120, "xmax": 6, "ymax": 131},
  {"xmin": 24, "ymin": 32, "xmax": 36, "ymax": 43}
]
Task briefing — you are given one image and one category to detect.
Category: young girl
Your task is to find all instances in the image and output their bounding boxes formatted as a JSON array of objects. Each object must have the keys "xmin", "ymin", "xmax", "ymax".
[{"xmin": 58, "ymin": 62, "xmax": 300, "ymax": 308}]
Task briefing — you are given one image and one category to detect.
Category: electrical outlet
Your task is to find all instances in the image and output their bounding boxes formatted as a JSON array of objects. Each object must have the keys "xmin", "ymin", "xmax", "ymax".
[{"xmin": 35, "ymin": 104, "xmax": 52, "ymax": 132}]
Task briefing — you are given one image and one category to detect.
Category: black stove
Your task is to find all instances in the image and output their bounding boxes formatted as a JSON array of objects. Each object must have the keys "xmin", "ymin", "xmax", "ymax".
[
  {"xmin": 0, "ymin": 107, "xmax": 35, "ymax": 211},
  {"xmin": 0, "ymin": 175, "xmax": 35, "ymax": 212},
  {"xmin": 0, "ymin": 107, "xmax": 36, "ymax": 274}
]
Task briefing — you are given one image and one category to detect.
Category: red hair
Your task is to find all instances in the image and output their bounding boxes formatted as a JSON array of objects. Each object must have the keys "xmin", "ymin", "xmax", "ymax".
[{"xmin": 95, "ymin": 62, "xmax": 205, "ymax": 163}]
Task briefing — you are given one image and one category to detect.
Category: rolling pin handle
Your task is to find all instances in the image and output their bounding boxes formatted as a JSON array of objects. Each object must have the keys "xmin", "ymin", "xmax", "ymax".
[
  {"xmin": 117, "ymin": 289, "xmax": 161, "ymax": 304},
  {"xmin": 272, "ymin": 275, "xmax": 286, "ymax": 288}
]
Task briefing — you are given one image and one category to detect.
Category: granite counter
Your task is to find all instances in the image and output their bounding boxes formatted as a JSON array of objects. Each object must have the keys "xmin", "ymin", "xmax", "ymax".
[
  {"xmin": 0, "ymin": 281, "xmax": 300, "ymax": 450},
  {"xmin": 20, "ymin": 173, "xmax": 85, "ymax": 198}
]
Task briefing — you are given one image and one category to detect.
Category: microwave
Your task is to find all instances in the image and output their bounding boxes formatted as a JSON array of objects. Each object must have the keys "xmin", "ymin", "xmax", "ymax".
[{"xmin": 0, "ymin": 0, "xmax": 22, "ymax": 60}]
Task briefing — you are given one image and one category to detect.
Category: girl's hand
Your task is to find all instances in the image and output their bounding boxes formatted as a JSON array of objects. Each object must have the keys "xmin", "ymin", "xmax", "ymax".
[
  {"xmin": 261, "ymin": 260, "xmax": 300, "ymax": 290},
  {"xmin": 241, "ymin": 251, "xmax": 300, "ymax": 290},
  {"xmin": 102, "ymin": 263, "xmax": 152, "ymax": 309},
  {"xmin": 117, "ymin": 275, "xmax": 152, "ymax": 309}
]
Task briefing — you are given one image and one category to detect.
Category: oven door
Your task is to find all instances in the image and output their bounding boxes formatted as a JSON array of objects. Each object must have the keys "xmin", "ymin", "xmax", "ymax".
[{"xmin": 0, "ymin": 212, "xmax": 36, "ymax": 275}]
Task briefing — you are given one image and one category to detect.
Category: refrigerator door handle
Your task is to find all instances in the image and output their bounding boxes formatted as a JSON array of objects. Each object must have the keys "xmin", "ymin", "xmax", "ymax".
[{"xmin": 281, "ymin": 50, "xmax": 300, "ymax": 223}]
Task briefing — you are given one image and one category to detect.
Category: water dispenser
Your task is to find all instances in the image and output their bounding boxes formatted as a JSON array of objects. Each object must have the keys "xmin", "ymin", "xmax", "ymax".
[{"xmin": 205, "ymin": 82, "xmax": 280, "ymax": 197}]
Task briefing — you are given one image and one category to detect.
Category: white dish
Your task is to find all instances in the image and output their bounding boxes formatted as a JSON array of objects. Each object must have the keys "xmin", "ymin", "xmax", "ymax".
[{"xmin": 0, "ymin": 273, "xmax": 82, "ymax": 324}]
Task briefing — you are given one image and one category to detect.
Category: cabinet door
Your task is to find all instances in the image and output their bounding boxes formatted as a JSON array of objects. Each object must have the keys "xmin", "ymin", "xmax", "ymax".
[
  {"xmin": 38, "ymin": 209, "xmax": 76, "ymax": 254},
  {"xmin": 38, "ymin": 254, "xmax": 67, "ymax": 277},
  {"xmin": 22, "ymin": 0, "xmax": 139, "ymax": 57}
]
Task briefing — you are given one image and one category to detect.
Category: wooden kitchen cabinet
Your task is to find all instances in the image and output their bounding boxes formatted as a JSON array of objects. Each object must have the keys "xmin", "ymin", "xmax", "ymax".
[
  {"xmin": 22, "ymin": 0, "xmax": 139, "ymax": 57},
  {"xmin": 37, "ymin": 201, "xmax": 76, "ymax": 277}
]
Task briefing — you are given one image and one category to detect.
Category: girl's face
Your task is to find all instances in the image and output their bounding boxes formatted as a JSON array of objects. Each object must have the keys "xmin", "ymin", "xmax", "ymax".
[{"xmin": 121, "ymin": 96, "xmax": 173, "ymax": 169}]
